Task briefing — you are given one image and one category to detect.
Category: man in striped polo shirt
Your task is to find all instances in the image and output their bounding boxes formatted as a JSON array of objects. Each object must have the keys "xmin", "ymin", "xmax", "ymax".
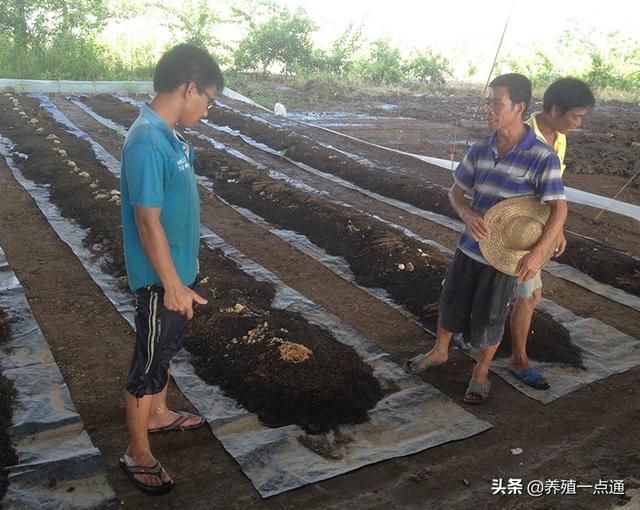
[{"xmin": 406, "ymin": 73, "xmax": 567, "ymax": 404}]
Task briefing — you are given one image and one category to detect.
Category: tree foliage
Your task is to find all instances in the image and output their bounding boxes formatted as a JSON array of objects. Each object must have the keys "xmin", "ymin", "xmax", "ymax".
[
  {"xmin": 0, "ymin": 0, "xmax": 110, "ymax": 47},
  {"xmin": 159, "ymin": 0, "xmax": 221, "ymax": 50},
  {"xmin": 233, "ymin": 5, "xmax": 317, "ymax": 76},
  {"xmin": 354, "ymin": 38, "xmax": 404, "ymax": 85},
  {"xmin": 404, "ymin": 49, "xmax": 452, "ymax": 86}
]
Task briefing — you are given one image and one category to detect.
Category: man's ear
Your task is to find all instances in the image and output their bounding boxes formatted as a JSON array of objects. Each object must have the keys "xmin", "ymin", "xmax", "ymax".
[
  {"xmin": 183, "ymin": 81, "xmax": 197, "ymax": 99},
  {"xmin": 515, "ymin": 101, "xmax": 527, "ymax": 117},
  {"xmin": 549, "ymin": 104, "xmax": 561, "ymax": 119}
]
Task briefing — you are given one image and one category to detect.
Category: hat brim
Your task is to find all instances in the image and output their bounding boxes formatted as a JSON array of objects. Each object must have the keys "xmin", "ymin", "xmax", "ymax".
[{"xmin": 479, "ymin": 196, "xmax": 555, "ymax": 276}]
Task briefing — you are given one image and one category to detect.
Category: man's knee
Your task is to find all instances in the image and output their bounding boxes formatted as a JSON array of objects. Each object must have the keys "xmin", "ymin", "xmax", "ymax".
[
  {"xmin": 515, "ymin": 290, "xmax": 541, "ymax": 312},
  {"xmin": 531, "ymin": 287, "xmax": 542, "ymax": 304}
]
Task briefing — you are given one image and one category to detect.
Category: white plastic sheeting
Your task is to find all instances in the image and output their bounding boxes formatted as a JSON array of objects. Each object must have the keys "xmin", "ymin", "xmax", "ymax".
[
  {"xmin": 0, "ymin": 247, "xmax": 115, "ymax": 509},
  {"xmin": 476, "ymin": 299, "xmax": 640, "ymax": 404},
  {"xmin": 1, "ymin": 78, "xmax": 638, "ymax": 220}
]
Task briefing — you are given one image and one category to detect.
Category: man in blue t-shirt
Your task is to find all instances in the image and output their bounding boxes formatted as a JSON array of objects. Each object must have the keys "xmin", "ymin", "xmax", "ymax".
[
  {"xmin": 119, "ymin": 44, "xmax": 223, "ymax": 495},
  {"xmin": 405, "ymin": 74, "xmax": 567, "ymax": 404}
]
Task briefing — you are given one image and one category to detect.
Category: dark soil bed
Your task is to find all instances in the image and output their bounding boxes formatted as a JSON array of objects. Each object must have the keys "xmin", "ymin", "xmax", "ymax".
[
  {"xmin": 0, "ymin": 311, "xmax": 18, "ymax": 502},
  {"xmin": 193, "ymin": 147, "xmax": 583, "ymax": 368},
  {"xmin": 500, "ymin": 311, "xmax": 580, "ymax": 367},
  {"xmin": 0, "ymin": 93, "xmax": 383, "ymax": 434}
]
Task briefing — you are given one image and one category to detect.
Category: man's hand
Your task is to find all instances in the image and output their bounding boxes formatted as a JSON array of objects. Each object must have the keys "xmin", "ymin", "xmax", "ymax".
[
  {"xmin": 164, "ymin": 285, "xmax": 208, "ymax": 320},
  {"xmin": 515, "ymin": 249, "xmax": 544, "ymax": 284},
  {"xmin": 463, "ymin": 210, "xmax": 491, "ymax": 242},
  {"xmin": 553, "ymin": 231, "xmax": 567, "ymax": 257}
]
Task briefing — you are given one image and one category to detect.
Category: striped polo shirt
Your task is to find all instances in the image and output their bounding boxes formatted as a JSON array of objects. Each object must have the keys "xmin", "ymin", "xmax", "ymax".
[{"xmin": 454, "ymin": 124, "xmax": 566, "ymax": 265}]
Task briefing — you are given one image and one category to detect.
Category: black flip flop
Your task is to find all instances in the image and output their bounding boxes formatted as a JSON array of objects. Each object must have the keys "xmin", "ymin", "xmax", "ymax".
[
  {"xmin": 119, "ymin": 457, "xmax": 174, "ymax": 495},
  {"xmin": 148, "ymin": 411, "xmax": 207, "ymax": 434}
]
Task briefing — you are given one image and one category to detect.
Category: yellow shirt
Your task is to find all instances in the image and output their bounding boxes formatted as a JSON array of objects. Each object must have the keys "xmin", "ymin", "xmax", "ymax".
[{"xmin": 526, "ymin": 112, "xmax": 567, "ymax": 174}]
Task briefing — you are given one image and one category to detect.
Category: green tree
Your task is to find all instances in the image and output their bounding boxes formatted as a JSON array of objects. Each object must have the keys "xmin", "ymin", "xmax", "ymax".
[
  {"xmin": 405, "ymin": 49, "xmax": 452, "ymax": 86},
  {"xmin": 355, "ymin": 38, "xmax": 404, "ymax": 85},
  {"xmin": 585, "ymin": 51, "xmax": 618, "ymax": 89},
  {"xmin": 0, "ymin": 0, "xmax": 112, "ymax": 79},
  {"xmin": 158, "ymin": 0, "xmax": 228, "ymax": 61},
  {"xmin": 233, "ymin": 5, "xmax": 317, "ymax": 76},
  {"xmin": 0, "ymin": 0, "xmax": 109, "ymax": 46},
  {"xmin": 322, "ymin": 23, "xmax": 363, "ymax": 75}
]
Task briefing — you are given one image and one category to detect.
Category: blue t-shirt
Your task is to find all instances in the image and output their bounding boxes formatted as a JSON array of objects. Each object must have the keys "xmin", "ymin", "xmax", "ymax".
[
  {"xmin": 120, "ymin": 104, "xmax": 200, "ymax": 291},
  {"xmin": 454, "ymin": 125, "xmax": 566, "ymax": 265}
]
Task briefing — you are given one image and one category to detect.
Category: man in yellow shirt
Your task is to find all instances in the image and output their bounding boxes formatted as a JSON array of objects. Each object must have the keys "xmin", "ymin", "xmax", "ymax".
[{"xmin": 509, "ymin": 77, "xmax": 594, "ymax": 389}]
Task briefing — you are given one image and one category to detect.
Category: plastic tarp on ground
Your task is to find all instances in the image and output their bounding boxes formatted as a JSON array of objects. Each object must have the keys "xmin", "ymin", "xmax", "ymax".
[
  {"xmin": 69, "ymin": 95, "xmax": 640, "ymax": 406},
  {"xmin": 464, "ymin": 298, "xmax": 640, "ymax": 404},
  {"xmin": 1, "ymin": 103, "xmax": 494, "ymax": 498},
  {"xmin": 0, "ymin": 247, "xmax": 115, "ymax": 509}
]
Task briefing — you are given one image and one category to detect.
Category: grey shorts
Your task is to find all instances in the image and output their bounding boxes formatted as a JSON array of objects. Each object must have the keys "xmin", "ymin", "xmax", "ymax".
[
  {"xmin": 126, "ymin": 279, "xmax": 198, "ymax": 398},
  {"xmin": 439, "ymin": 250, "xmax": 517, "ymax": 349}
]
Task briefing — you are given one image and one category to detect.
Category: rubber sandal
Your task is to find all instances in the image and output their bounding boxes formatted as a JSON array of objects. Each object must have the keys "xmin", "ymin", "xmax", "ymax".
[
  {"xmin": 508, "ymin": 366, "xmax": 550, "ymax": 390},
  {"xmin": 404, "ymin": 353, "xmax": 437, "ymax": 374},
  {"xmin": 148, "ymin": 411, "xmax": 207, "ymax": 434},
  {"xmin": 464, "ymin": 379, "xmax": 491, "ymax": 405},
  {"xmin": 119, "ymin": 457, "xmax": 174, "ymax": 495}
]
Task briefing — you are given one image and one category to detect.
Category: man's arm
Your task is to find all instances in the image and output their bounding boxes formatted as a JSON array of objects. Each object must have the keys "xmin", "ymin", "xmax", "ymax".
[
  {"xmin": 515, "ymin": 199, "xmax": 567, "ymax": 283},
  {"xmin": 449, "ymin": 183, "xmax": 491, "ymax": 241},
  {"xmin": 134, "ymin": 206, "xmax": 206, "ymax": 319}
]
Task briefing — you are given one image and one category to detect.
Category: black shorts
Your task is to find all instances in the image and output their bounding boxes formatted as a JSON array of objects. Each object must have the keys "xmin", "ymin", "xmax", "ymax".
[
  {"xmin": 439, "ymin": 250, "xmax": 517, "ymax": 349},
  {"xmin": 126, "ymin": 279, "xmax": 198, "ymax": 398}
]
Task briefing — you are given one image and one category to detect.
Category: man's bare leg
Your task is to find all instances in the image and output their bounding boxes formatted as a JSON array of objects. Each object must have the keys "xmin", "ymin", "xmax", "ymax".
[
  {"xmin": 464, "ymin": 342, "xmax": 501, "ymax": 402},
  {"xmin": 124, "ymin": 391, "xmax": 172, "ymax": 486},
  {"xmin": 508, "ymin": 288, "xmax": 542, "ymax": 373},
  {"xmin": 147, "ymin": 363, "xmax": 203, "ymax": 430},
  {"xmin": 410, "ymin": 323, "xmax": 454, "ymax": 371}
]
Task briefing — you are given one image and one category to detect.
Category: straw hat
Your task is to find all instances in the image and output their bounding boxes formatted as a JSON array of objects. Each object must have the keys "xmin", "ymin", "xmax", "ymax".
[{"xmin": 479, "ymin": 196, "xmax": 556, "ymax": 276}]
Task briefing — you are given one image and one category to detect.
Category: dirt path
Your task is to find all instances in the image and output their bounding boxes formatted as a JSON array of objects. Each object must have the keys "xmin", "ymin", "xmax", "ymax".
[{"xmin": 2, "ymin": 93, "xmax": 639, "ymax": 509}]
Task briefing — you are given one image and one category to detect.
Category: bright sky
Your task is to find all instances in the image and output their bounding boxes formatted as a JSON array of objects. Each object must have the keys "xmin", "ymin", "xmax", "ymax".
[
  {"xmin": 280, "ymin": 0, "xmax": 638, "ymax": 48},
  {"xmin": 279, "ymin": 0, "xmax": 640, "ymax": 76}
]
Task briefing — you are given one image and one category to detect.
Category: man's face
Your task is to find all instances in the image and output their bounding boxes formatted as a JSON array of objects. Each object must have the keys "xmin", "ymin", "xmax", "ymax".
[
  {"xmin": 550, "ymin": 105, "xmax": 589, "ymax": 134},
  {"xmin": 485, "ymin": 86, "xmax": 525, "ymax": 132},
  {"xmin": 179, "ymin": 82, "xmax": 217, "ymax": 128}
]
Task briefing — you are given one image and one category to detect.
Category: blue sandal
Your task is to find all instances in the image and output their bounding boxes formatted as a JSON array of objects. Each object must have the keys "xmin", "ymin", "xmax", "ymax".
[
  {"xmin": 451, "ymin": 332, "xmax": 469, "ymax": 352},
  {"xmin": 509, "ymin": 367, "xmax": 550, "ymax": 390}
]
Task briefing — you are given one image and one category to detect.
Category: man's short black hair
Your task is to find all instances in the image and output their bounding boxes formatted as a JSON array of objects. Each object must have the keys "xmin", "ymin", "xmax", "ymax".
[
  {"xmin": 489, "ymin": 73, "xmax": 532, "ymax": 111},
  {"xmin": 543, "ymin": 77, "xmax": 595, "ymax": 115},
  {"xmin": 153, "ymin": 44, "xmax": 224, "ymax": 94}
]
